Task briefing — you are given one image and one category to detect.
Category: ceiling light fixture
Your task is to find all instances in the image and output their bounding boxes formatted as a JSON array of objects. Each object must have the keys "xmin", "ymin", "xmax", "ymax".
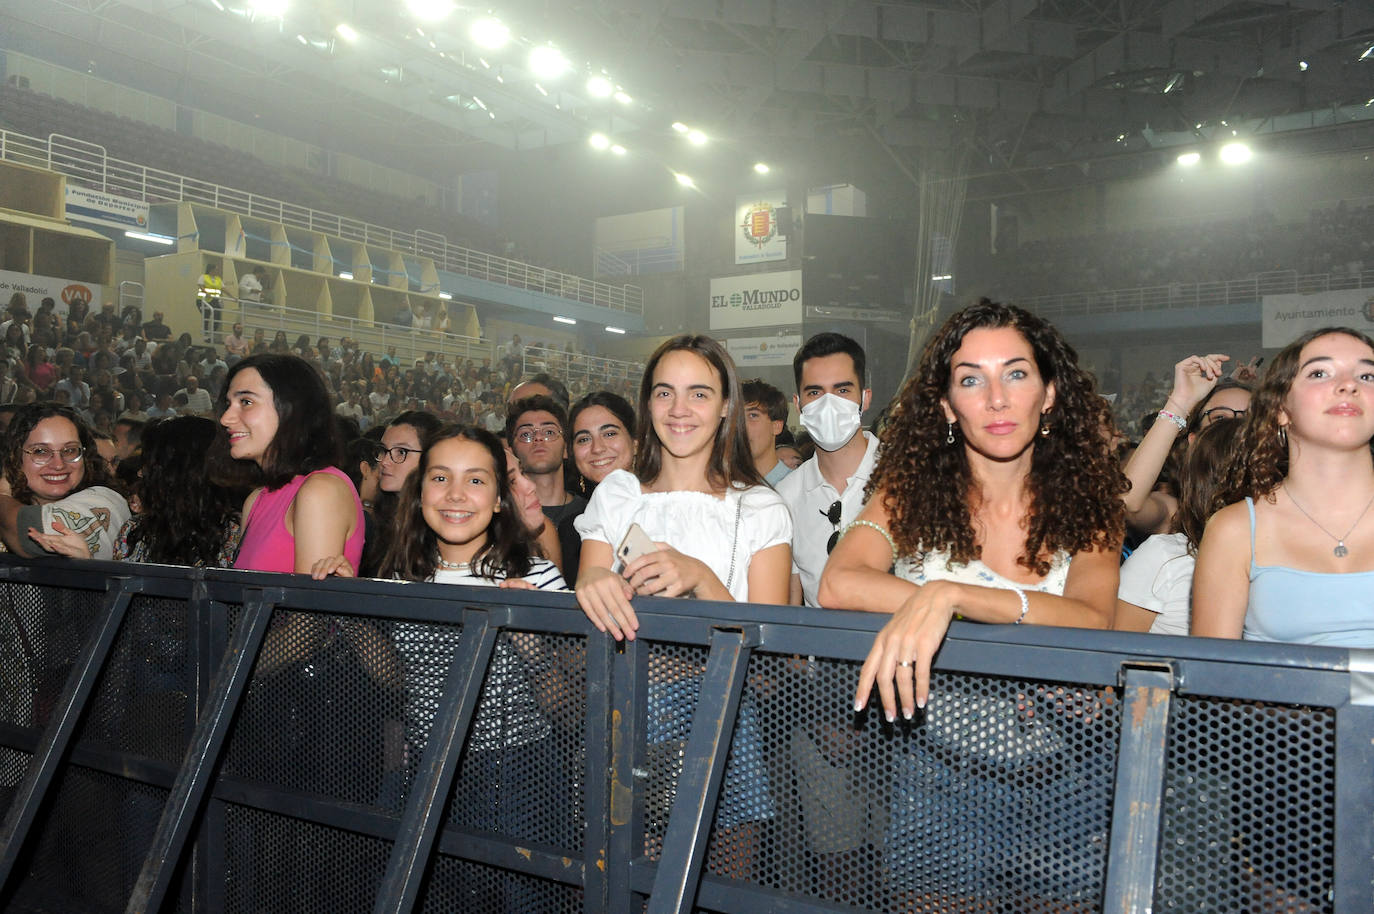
[
  {"xmin": 613, "ymin": 90, "xmax": 632, "ymax": 104},
  {"xmin": 1219, "ymin": 142, "xmax": 1252, "ymax": 164},
  {"xmin": 335, "ymin": 23, "xmax": 358, "ymax": 41},
  {"xmin": 671, "ymin": 122, "xmax": 689, "ymax": 133},
  {"xmin": 589, "ymin": 132, "xmax": 610, "ymax": 150},
  {"xmin": 247, "ymin": 0, "xmax": 287, "ymax": 18},
  {"xmin": 553, "ymin": 316, "xmax": 577, "ymax": 325},
  {"xmin": 534, "ymin": 83, "xmax": 548, "ymax": 96},
  {"xmin": 674, "ymin": 172, "xmax": 695, "ymax": 187},
  {"xmin": 687, "ymin": 129, "xmax": 707, "ymax": 146},
  {"xmin": 753, "ymin": 162, "xmax": 770, "ymax": 173},
  {"xmin": 124, "ymin": 231, "xmax": 174, "ymax": 245},
  {"xmin": 339, "ymin": 271, "xmax": 354, "ymax": 279},
  {"xmin": 610, "ymin": 144, "xmax": 626, "ymax": 155},
  {"xmin": 1298, "ymin": 60, "xmax": 1309, "ymax": 71},
  {"xmin": 469, "ymin": 17, "xmax": 510, "ymax": 49},
  {"xmin": 1177, "ymin": 151, "xmax": 1201, "ymax": 166},
  {"xmin": 438, "ymin": 292, "xmax": 452, "ymax": 300},
  {"xmin": 404, "ymin": 0, "xmax": 454, "ymax": 23},
  {"xmin": 605, "ymin": 326, "xmax": 626, "ymax": 334},
  {"xmin": 529, "ymin": 46, "xmax": 570, "ymax": 80},
  {"xmin": 586, "ymin": 76, "xmax": 613, "ymax": 98}
]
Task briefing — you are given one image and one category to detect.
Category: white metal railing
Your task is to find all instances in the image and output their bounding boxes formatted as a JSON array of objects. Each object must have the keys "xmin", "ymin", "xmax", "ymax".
[
  {"xmin": 521, "ymin": 346, "xmax": 643, "ymax": 397},
  {"xmin": 225, "ymin": 299, "xmax": 497, "ymax": 368},
  {"xmin": 1017, "ymin": 269, "xmax": 1374, "ymax": 319},
  {"xmin": 0, "ymin": 125, "xmax": 642, "ymax": 315}
]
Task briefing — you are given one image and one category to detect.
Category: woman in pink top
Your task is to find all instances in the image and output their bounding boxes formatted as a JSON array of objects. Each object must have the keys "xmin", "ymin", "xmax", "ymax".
[{"xmin": 218, "ymin": 353, "xmax": 364, "ymax": 574}]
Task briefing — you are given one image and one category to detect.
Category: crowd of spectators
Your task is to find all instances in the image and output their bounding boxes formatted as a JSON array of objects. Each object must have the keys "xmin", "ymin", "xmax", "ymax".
[{"xmin": 981, "ymin": 201, "xmax": 1374, "ymax": 300}]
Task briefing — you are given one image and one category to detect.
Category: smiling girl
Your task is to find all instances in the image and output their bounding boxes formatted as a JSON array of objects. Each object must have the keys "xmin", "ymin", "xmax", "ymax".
[
  {"xmin": 217, "ymin": 353, "xmax": 363, "ymax": 574},
  {"xmin": 1193, "ymin": 327, "xmax": 1374, "ymax": 646},
  {"xmin": 568, "ymin": 391, "xmax": 637, "ymax": 495}
]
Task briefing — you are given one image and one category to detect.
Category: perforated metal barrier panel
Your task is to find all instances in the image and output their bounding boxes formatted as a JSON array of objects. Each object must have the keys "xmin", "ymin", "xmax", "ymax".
[{"xmin": 0, "ymin": 558, "xmax": 1367, "ymax": 914}]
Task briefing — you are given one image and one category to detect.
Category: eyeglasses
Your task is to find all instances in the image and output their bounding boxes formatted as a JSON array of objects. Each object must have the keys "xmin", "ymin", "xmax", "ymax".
[
  {"xmin": 821, "ymin": 499, "xmax": 842, "ymax": 554},
  {"xmin": 515, "ymin": 428, "xmax": 563, "ymax": 444},
  {"xmin": 381, "ymin": 445, "xmax": 422, "ymax": 464},
  {"xmin": 1201, "ymin": 406, "xmax": 1246, "ymax": 425},
  {"xmin": 24, "ymin": 444, "xmax": 85, "ymax": 466}
]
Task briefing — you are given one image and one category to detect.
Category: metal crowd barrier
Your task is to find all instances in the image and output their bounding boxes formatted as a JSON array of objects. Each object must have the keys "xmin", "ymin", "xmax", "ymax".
[{"xmin": 0, "ymin": 555, "xmax": 1368, "ymax": 913}]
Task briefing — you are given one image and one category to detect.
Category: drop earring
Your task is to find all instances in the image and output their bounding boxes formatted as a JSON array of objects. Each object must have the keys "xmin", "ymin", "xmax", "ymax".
[{"xmin": 946, "ymin": 421, "xmax": 955, "ymax": 445}]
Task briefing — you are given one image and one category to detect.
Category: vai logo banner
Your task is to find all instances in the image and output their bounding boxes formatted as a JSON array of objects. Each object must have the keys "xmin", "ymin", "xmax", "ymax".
[
  {"xmin": 709, "ymin": 270, "xmax": 802, "ymax": 330},
  {"xmin": 735, "ymin": 191, "xmax": 787, "ymax": 264}
]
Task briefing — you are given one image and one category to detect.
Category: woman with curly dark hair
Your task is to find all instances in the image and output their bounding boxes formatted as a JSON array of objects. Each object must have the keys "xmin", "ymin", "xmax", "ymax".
[
  {"xmin": 1193, "ymin": 327, "xmax": 1374, "ymax": 646},
  {"xmin": 114, "ymin": 416, "xmax": 242, "ymax": 566},
  {"xmin": 0, "ymin": 403, "xmax": 129, "ymax": 559},
  {"xmin": 821, "ymin": 299, "xmax": 1126, "ymax": 717}
]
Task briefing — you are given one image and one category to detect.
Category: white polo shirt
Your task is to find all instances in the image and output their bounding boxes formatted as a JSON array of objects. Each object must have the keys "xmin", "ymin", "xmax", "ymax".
[{"xmin": 776, "ymin": 431, "xmax": 881, "ymax": 607}]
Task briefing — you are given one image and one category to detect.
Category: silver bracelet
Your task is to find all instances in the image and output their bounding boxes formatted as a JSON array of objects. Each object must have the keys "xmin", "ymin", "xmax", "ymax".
[
  {"xmin": 1156, "ymin": 407, "xmax": 1187, "ymax": 432},
  {"xmin": 1009, "ymin": 585, "xmax": 1029, "ymax": 624}
]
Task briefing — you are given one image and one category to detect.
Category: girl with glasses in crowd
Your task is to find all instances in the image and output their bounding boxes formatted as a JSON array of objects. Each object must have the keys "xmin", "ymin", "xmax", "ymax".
[
  {"xmin": 360, "ymin": 410, "xmax": 442, "ymax": 575},
  {"xmin": 216, "ymin": 353, "xmax": 363, "ymax": 575},
  {"xmin": 0, "ymin": 403, "xmax": 130, "ymax": 559},
  {"xmin": 1193, "ymin": 327, "xmax": 1374, "ymax": 646}
]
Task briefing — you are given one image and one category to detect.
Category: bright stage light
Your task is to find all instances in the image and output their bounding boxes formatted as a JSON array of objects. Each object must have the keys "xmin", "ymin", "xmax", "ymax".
[
  {"xmin": 753, "ymin": 162, "xmax": 770, "ymax": 174},
  {"xmin": 686, "ymin": 129, "xmax": 707, "ymax": 146},
  {"xmin": 1219, "ymin": 142, "xmax": 1252, "ymax": 165},
  {"xmin": 247, "ymin": 0, "xmax": 287, "ymax": 18},
  {"xmin": 670, "ymin": 122, "xmax": 688, "ymax": 133},
  {"xmin": 529, "ymin": 46, "xmax": 569, "ymax": 80},
  {"xmin": 1176, "ymin": 151, "xmax": 1200, "ymax": 166},
  {"xmin": 613, "ymin": 90, "xmax": 632, "ymax": 104},
  {"xmin": 404, "ymin": 0, "xmax": 454, "ymax": 22},
  {"xmin": 589, "ymin": 133, "xmax": 610, "ymax": 150},
  {"xmin": 469, "ymin": 18, "xmax": 509, "ymax": 49},
  {"xmin": 586, "ymin": 76, "xmax": 613, "ymax": 98},
  {"xmin": 674, "ymin": 172, "xmax": 694, "ymax": 187},
  {"xmin": 610, "ymin": 144, "xmax": 626, "ymax": 156},
  {"xmin": 335, "ymin": 23, "xmax": 358, "ymax": 42}
]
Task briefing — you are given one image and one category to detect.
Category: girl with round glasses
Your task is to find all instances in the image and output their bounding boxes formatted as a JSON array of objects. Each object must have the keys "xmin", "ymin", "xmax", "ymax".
[{"xmin": 0, "ymin": 403, "xmax": 130, "ymax": 559}]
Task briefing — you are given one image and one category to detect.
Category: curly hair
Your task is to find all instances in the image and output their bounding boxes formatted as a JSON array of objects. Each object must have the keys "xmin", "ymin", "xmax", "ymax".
[
  {"xmin": 868, "ymin": 299, "xmax": 1126, "ymax": 576},
  {"xmin": 3, "ymin": 403, "xmax": 113, "ymax": 504},
  {"xmin": 1215, "ymin": 326, "xmax": 1374, "ymax": 506},
  {"xmin": 123, "ymin": 416, "xmax": 241, "ymax": 566},
  {"xmin": 378, "ymin": 424, "xmax": 535, "ymax": 582}
]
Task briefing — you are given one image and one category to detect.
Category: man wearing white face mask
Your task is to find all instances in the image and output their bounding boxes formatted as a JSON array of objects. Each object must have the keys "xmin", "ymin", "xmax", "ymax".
[{"xmin": 777, "ymin": 333, "xmax": 879, "ymax": 606}]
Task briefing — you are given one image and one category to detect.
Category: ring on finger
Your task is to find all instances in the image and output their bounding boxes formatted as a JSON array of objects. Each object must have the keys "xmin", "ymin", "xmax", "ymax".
[{"xmin": 897, "ymin": 659, "xmax": 912, "ymax": 668}]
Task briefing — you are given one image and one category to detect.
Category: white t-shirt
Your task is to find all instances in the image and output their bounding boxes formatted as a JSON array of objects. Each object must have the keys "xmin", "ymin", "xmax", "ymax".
[
  {"xmin": 775, "ymin": 431, "xmax": 881, "ymax": 607},
  {"xmin": 1117, "ymin": 532, "xmax": 1193, "ymax": 637},
  {"xmin": 20, "ymin": 485, "xmax": 132, "ymax": 560},
  {"xmin": 237, "ymin": 273, "xmax": 262, "ymax": 303},
  {"xmin": 573, "ymin": 469, "xmax": 792, "ymax": 602}
]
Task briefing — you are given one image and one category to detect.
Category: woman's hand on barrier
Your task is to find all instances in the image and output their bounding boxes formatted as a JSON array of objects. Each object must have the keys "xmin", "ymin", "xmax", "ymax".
[
  {"xmin": 624, "ymin": 545, "xmax": 715, "ymax": 600},
  {"xmin": 309, "ymin": 554, "xmax": 356, "ymax": 580},
  {"xmin": 500, "ymin": 578, "xmax": 536, "ymax": 590},
  {"xmin": 854, "ymin": 580, "xmax": 961, "ymax": 722},
  {"xmin": 27, "ymin": 520, "xmax": 92, "ymax": 559},
  {"xmin": 575, "ymin": 565, "xmax": 638, "ymax": 641}
]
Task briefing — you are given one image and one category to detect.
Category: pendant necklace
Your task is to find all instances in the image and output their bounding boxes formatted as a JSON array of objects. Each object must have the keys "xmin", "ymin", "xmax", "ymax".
[{"xmin": 1283, "ymin": 483, "xmax": 1374, "ymax": 558}]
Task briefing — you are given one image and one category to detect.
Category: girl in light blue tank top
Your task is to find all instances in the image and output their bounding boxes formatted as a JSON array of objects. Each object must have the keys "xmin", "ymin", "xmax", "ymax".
[{"xmin": 1194, "ymin": 327, "xmax": 1374, "ymax": 647}]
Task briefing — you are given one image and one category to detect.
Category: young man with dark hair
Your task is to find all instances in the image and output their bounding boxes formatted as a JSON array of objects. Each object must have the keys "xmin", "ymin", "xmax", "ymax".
[
  {"xmin": 741, "ymin": 378, "xmax": 791, "ymax": 486},
  {"xmin": 507, "ymin": 393, "xmax": 586, "ymax": 572},
  {"xmin": 776, "ymin": 332, "xmax": 877, "ymax": 606}
]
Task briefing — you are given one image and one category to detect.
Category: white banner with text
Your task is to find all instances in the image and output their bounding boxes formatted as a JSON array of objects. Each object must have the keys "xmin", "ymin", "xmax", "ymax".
[
  {"xmin": 64, "ymin": 186, "xmax": 150, "ymax": 232},
  {"xmin": 1262, "ymin": 288, "xmax": 1374, "ymax": 349},
  {"xmin": 710, "ymin": 271, "xmax": 803, "ymax": 330},
  {"xmin": 725, "ymin": 334, "xmax": 803, "ymax": 367},
  {"xmin": 0, "ymin": 270, "xmax": 100, "ymax": 320}
]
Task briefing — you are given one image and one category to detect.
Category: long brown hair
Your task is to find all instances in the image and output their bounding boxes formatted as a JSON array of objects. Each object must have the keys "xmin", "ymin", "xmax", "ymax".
[
  {"xmin": 1175, "ymin": 417, "xmax": 1242, "ymax": 554},
  {"xmin": 1216, "ymin": 326, "xmax": 1374, "ymax": 506},
  {"xmin": 869, "ymin": 299, "xmax": 1126, "ymax": 575},
  {"xmin": 633, "ymin": 335, "xmax": 763, "ymax": 492}
]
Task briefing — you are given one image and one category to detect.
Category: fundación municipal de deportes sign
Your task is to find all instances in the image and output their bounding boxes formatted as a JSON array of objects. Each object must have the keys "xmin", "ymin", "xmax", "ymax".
[{"xmin": 708, "ymin": 270, "xmax": 803, "ymax": 330}]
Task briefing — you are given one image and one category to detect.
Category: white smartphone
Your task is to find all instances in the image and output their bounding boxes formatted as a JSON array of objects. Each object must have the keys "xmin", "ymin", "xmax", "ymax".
[{"xmin": 614, "ymin": 522, "xmax": 658, "ymax": 573}]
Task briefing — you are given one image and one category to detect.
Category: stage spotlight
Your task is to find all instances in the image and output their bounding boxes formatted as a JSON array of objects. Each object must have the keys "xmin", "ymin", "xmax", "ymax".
[
  {"xmin": 674, "ymin": 172, "xmax": 695, "ymax": 187},
  {"xmin": 335, "ymin": 23, "xmax": 358, "ymax": 42},
  {"xmin": 613, "ymin": 90, "xmax": 632, "ymax": 104},
  {"xmin": 610, "ymin": 144, "xmax": 626, "ymax": 155},
  {"xmin": 1177, "ymin": 151, "xmax": 1200, "ymax": 166},
  {"xmin": 589, "ymin": 133, "xmax": 610, "ymax": 150},
  {"xmin": 586, "ymin": 76, "xmax": 613, "ymax": 97},
  {"xmin": 671, "ymin": 122, "xmax": 689, "ymax": 133},
  {"xmin": 469, "ymin": 17, "xmax": 509, "ymax": 49},
  {"xmin": 405, "ymin": 0, "xmax": 454, "ymax": 22},
  {"xmin": 529, "ymin": 46, "xmax": 570, "ymax": 80},
  {"xmin": 1219, "ymin": 142, "xmax": 1252, "ymax": 165},
  {"xmin": 687, "ymin": 129, "xmax": 707, "ymax": 146},
  {"xmin": 753, "ymin": 162, "xmax": 770, "ymax": 174}
]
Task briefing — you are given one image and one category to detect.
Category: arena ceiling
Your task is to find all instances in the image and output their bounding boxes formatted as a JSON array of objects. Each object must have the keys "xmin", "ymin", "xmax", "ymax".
[{"xmin": 4, "ymin": 0, "xmax": 1374, "ymax": 194}]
